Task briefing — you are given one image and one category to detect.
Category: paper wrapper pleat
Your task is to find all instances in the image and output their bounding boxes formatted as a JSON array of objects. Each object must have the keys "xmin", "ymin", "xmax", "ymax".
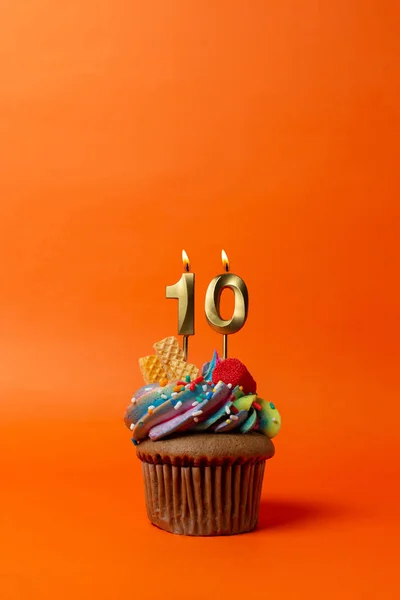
[{"xmin": 141, "ymin": 460, "xmax": 266, "ymax": 536}]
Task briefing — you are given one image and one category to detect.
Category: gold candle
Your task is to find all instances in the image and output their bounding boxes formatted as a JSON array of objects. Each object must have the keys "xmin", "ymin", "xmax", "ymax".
[
  {"xmin": 205, "ymin": 250, "xmax": 249, "ymax": 359},
  {"xmin": 166, "ymin": 250, "xmax": 195, "ymax": 360}
]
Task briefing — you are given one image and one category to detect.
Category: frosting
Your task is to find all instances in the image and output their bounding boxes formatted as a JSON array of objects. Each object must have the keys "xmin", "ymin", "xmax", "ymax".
[{"xmin": 125, "ymin": 353, "xmax": 281, "ymax": 444}]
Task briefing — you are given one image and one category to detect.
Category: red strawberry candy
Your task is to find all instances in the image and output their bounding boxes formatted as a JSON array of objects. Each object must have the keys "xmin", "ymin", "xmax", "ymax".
[{"xmin": 212, "ymin": 358, "xmax": 257, "ymax": 395}]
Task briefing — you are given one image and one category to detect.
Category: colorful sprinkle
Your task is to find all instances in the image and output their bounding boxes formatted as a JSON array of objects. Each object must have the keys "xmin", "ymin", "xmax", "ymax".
[
  {"xmin": 252, "ymin": 401, "xmax": 262, "ymax": 411},
  {"xmin": 148, "ymin": 405, "xmax": 155, "ymax": 414},
  {"xmin": 230, "ymin": 414, "xmax": 239, "ymax": 421},
  {"xmin": 272, "ymin": 418, "xmax": 278, "ymax": 423},
  {"xmin": 173, "ymin": 385, "xmax": 185, "ymax": 392},
  {"xmin": 226, "ymin": 419, "xmax": 231, "ymax": 425},
  {"xmin": 202, "ymin": 385, "xmax": 208, "ymax": 392},
  {"xmin": 139, "ymin": 421, "xmax": 144, "ymax": 426},
  {"xmin": 129, "ymin": 423, "xmax": 135, "ymax": 430},
  {"xmin": 193, "ymin": 417, "xmax": 199, "ymax": 423},
  {"xmin": 230, "ymin": 405, "xmax": 239, "ymax": 415},
  {"xmin": 194, "ymin": 376, "xmax": 204, "ymax": 384},
  {"xmin": 227, "ymin": 383, "xmax": 233, "ymax": 389},
  {"xmin": 192, "ymin": 401, "xmax": 199, "ymax": 407},
  {"xmin": 192, "ymin": 410, "xmax": 203, "ymax": 417},
  {"xmin": 206, "ymin": 392, "xmax": 213, "ymax": 400},
  {"xmin": 159, "ymin": 378, "xmax": 168, "ymax": 387},
  {"xmin": 185, "ymin": 375, "xmax": 191, "ymax": 383},
  {"xmin": 131, "ymin": 397, "xmax": 136, "ymax": 404},
  {"xmin": 189, "ymin": 383, "xmax": 196, "ymax": 392},
  {"xmin": 239, "ymin": 386, "xmax": 243, "ymax": 391},
  {"xmin": 161, "ymin": 394, "xmax": 168, "ymax": 400},
  {"xmin": 270, "ymin": 402, "xmax": 276, "ymax": 409},
  {"xmin": 131, "ymin": 438, "xmax": 139, "ymax": 446},
  {"xmin": 177, "ymin": 381, "xmax": 186, "ymax": 386},
  {"xmin": 145, "ymin": 387, "xmax": 152, "ymax": 391},
  {"xmin": 174, "ymin": 400, "xmax": 183, "ymax": 410},
  {"xmin": 171, "ymin": 392, "xmax": 178, "ymax": 398},
  {"xmin": 225, "ymin": 406, "xmax": 231, "ymax": 415}
]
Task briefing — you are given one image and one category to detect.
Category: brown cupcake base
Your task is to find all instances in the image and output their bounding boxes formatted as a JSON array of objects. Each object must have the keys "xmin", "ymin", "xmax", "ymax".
[
  {"xmin": 136, "ymin": 433, "xmax": 274, "ymax": 536},
  {"xmin": 142, "ymin": 460, "xmax": 266, "ymax": 535}
]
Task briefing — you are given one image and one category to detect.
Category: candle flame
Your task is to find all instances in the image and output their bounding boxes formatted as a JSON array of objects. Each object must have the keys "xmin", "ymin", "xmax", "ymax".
[
  {"xmin": 221, "ymin": 249, "xmax": 229, "ymax": 272},
  {"xmin": 182, "ymin": 249, "xmax": 190, "ymax": 272}
]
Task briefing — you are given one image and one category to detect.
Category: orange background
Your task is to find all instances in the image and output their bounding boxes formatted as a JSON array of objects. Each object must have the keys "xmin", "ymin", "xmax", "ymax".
[{"xmin": 1, "ymin": 2, "xmax": 399, "ymax": 599}]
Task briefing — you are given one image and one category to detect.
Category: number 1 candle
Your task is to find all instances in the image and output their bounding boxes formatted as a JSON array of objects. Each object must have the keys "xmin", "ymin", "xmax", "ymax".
[
  {"xmin": 205, "ymin": 250, "xmax": 248, "ymax": 359},
  {"xmin": 166, "ymin": 250, "xmax": 195, "ymax": 361}
]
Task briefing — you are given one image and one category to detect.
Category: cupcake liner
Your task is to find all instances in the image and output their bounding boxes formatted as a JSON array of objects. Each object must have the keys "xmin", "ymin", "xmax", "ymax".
[{"xmin": 141, "ymin": 460, "xmax": 266, "ymax": 536}]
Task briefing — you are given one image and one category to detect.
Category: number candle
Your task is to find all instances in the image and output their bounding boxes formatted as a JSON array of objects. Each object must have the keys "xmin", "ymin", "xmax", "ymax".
[
  {"xmin": 166, "ymin": 250, "xmax": 195, "ymax": 361},
  {"xmin": 205, "ymin": 250, "xmax": 249, "ymax": 359}
]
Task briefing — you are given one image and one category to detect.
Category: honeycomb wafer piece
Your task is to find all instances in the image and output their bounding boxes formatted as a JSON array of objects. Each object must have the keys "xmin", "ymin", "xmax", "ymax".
[
  {"xmin": 139, "ymin": 355, "xmax": 168, "ymax": 384},
  {"xmin": 166, "ymin": 358, "xmax": 199, "ymax": 381},
  {"xmin": 153, "ymin": 336, "xmax": 184, "ymax": 369}
]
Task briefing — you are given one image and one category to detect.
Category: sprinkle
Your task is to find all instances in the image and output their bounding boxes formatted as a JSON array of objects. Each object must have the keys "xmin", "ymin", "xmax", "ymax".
[
  {"xmin": 171, "ymin": 392, "xmax": 178, "ymax": 398},
  {"xmin": 200, "ymin": 394, "xmax": 206, "ymax": 399},
  {"xmin": 226, "ymin": 419, "xmax": 231, "ymax": 424},
  {"xmin": 230, "ymin": 415, "xmax": 239, "ymax": 421},
  {"xmin": 272, "ymin": 418, "xmax": 278, "ymax": 423},
  {"xmin": 202, "ymin": 385, "xmax": 208, "ymax": 392},
  {"xmin": 129, "ymin": 423, "xmax": 135, "ymax": 430},
  {"xmin": 177, "ymin": 381, "xmax": 186, "ymax": 386},
  {"xmin": 227, "ymin": 383, "xmax": 233, "ymax": 389},
  {"xmin": 185, "ymin": 384, "xmax": 191, "ymax": 390},
  {"xmin": 192, "ymin": 401, "xmax": 199, "ymax": 407},
  {"xmin": 131, "ymin": 397, "xmax": 136, "ymax": 404},
  {"xmin": 148, "ymin": 405, "xmax": 155, "ymax": 414},
  {"xmin": 206, "ymin": 392, "xmax": 213, "ymax": 400},
  {"xmin": 239, "ymin": 386, "xmax": 243, "ymax": 391},
  {"xmin": 174, "ymin": 400, "xmax": 183, "ymax": 410},
  {"xmin": 159, "ymin": 378, "xmax": 168, "ymax": 387},
  {"xmin": 139, "ymin": 421, "xmax": 144, "ymax": 426},
  {"xmin": 194, "ymin": 376, "xmax": 204, "ymax": 384},
  {"xmin": 207, "ymin": 381, "xmax": 212, "ymax": 385},
  {"xmin": 161, "ymin": 394, "xmax": 168, "ymax": 400},
  {"xmin": 189, "ymin": 383, "xmax": 196, "ymax": 392},
  {"xmin": 131, "ymin": 438, "xmax": 139, "ymax": 446},
  {"xmin": 192, "ymin": 410, "xmax": 203, "ymax": 417},
  {"xmin": 185, "ymin": 375, "xmax": 191, "ymax": 383},
  {"xmin": 193, "ymin": 417, "xmax": 199, "ymax": 423},
  {"xmin": 173, "ymin": 385, "xmax": 183, "ymax": 392},
  {"xmin": 270, "ymin": 402, "xmax": 276, "ymax": 409},
  {"xmin": 225, "ymin": 406, "xmax": 231, "ymax": 415},
  {"xmin": 252, "ymin": 401, "xmax": 262, "ymax": 411},
  {"xmin": 230, "ymin": 405, "xmax": 239, "ymax": 414},
  {"xmin": 145, "ymin": 387, "xmax": 152, "ymax": 391}
]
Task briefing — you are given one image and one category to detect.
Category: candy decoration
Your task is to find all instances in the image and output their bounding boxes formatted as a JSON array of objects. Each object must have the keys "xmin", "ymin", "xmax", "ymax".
[{"xmin": 211, "ymin": 358, "xmax": 257, "ymax": 395}]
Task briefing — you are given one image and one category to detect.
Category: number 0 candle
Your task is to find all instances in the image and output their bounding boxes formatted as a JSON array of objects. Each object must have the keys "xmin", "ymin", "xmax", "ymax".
[
  {"xmin": 166, "ymin": 250, "xmax": 195, "ymax": 361},
  {"xmin": 205, "ymin": 250, "xmax": 249, "ymax": 359}
]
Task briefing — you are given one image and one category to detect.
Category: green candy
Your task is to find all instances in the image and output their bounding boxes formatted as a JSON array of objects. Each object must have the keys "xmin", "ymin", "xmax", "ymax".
[
  {"xmin": 233, "ymin": 394, "xmax": 256, "ymax": 412},
  {"xmin": 257, "ymin": 396, "xmax": 281, "ymax": 438}
]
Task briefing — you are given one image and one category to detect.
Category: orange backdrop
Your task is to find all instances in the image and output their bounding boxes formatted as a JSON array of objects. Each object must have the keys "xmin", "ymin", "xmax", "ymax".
[{"xmin": 1, "ymin": 1, "xmax": 399, "ymax": 599}]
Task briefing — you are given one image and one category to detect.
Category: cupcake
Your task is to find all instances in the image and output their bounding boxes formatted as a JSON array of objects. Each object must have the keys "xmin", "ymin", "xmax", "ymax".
[{"xmin": 124, "ymin": 336, "xmax": 281, "ymax": 536}]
